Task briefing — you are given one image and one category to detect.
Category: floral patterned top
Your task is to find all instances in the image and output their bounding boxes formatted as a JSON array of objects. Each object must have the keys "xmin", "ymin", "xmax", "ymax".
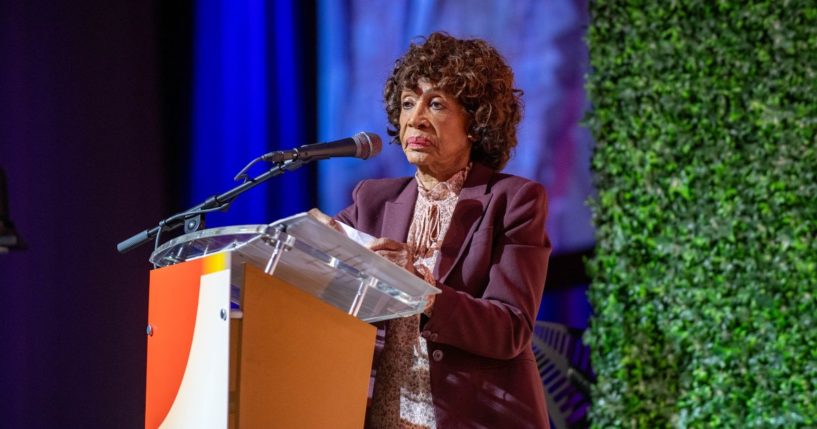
[{"xmin": 368, "ymin": 164, "xmax": 471, "ymax": 429}]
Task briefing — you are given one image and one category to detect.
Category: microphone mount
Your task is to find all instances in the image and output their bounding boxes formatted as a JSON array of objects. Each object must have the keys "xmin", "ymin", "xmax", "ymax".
[
  {"xmin": 117, "ymin": 159, "xmax": 306, "ymax": 255},
  {"xmin": 117, "ymin": 131, "xmax": 382, "ymax": 255},
  {"xmin": 262, "ymin": 149, "xmax": 301, "ymax": 164}
]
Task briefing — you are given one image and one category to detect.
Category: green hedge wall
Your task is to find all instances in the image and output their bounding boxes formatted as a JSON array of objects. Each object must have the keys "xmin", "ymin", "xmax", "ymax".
[{"xmin": 585, "ymin": 1, "xmax": 817, "ymax": 427}]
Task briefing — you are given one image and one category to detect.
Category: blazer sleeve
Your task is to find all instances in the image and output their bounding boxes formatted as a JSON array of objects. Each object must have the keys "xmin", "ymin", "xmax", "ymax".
[{"xmin": 423, "ymin": 181, "xmax": 550, "ymax": 360}]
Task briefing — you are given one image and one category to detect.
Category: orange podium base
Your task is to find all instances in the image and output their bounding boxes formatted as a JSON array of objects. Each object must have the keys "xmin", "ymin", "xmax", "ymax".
[
  {"xmin": 232, "ymin": 264, "xmax": 376, "ymax": 428},
  {"xmin": 146, "ymin": 254, "xmax": 376, "ymax": 429}
]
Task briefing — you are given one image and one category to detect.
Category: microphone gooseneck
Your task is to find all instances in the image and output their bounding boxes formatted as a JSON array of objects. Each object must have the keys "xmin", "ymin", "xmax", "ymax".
[{"xmin": 117, "ymin": 131, "xmax": 382, "ymax": 254}]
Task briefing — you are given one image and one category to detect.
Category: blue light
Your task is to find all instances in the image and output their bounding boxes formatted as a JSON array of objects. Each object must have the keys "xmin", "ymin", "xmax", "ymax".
[{"xmin": 191, "ymin": 0, "xmax": 309, "ymax": 227}]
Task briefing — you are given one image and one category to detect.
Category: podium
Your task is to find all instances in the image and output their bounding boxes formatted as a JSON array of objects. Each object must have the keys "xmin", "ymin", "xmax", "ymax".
[{"xmin": 144, "ymin": 213, "xmax": 439, "ymax": 429}]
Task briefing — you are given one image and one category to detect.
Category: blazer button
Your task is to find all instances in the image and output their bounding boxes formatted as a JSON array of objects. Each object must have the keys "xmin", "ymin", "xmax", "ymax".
[
  {"xmin": 432, "ymin": 349, "xmax": 444, "ymax": 362},
  {"xmin": 430, "ymin": 333, "xmax": 439, "ymax": 342}
]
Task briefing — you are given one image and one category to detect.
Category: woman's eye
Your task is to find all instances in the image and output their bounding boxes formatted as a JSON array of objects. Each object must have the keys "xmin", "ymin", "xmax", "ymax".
[
  {"xmin": 401, "ymin": 100, "xmax": 415, "ymax": 110},
  {"xmin": 430, "ymin": 100, "xmax": 444, "ymax": 110}
]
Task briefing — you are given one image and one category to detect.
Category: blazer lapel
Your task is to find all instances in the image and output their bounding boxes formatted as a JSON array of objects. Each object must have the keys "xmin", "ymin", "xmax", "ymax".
[
  {"xmin": 381, "ymin": 179, "xmax": 418, "ymax": 242},
  {"xmin": 435, "ymin": 164, "xmax": 493, "ymax": 283}
]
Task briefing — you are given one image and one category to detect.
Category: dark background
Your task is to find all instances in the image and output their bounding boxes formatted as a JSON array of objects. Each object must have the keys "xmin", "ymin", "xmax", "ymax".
[{"xmin": 1, "ymin": 2, "xmax": 189, "ymax": 426}]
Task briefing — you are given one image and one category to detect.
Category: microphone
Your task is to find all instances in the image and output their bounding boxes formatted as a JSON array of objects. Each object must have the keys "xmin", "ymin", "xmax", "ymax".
[{"xmin": 262, "ymin": 132, "xmax": 382, "ymax": 163}]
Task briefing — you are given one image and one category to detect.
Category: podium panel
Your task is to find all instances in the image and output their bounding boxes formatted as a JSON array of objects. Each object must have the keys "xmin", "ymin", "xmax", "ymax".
[
  {"xmin": 236, "ymin": 264, "xmax": 375, "ymax": 428},
  {"xmin": 146, "ymin": 255, "xmax": 376, "ymax": 428},
  {"xmin": 146, "ymin": 254, "xmax": 231, "ymax": 429}
]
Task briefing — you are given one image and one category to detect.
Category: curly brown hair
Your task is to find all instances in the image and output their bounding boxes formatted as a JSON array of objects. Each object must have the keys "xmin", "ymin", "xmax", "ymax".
[{"xmin": 384, "ymin": 32, "xmax": 523, "ymax": 171}]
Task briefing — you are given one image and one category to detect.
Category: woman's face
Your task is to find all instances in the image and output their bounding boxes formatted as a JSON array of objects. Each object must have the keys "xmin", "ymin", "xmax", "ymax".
[{"xmin": 399, "ymin": 79, "xmax": 471, "ymax": 178}]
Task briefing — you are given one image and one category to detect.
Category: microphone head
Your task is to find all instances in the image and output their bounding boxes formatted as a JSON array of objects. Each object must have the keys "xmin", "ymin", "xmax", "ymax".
[{"xmin": 352, "ymin": 132, "xmax": 382, "ymax": 159}]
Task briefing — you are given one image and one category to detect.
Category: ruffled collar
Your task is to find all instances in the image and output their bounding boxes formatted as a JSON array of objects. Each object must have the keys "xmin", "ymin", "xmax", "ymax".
[{"xmin": 414, "ymin": 162, "xmax": 472, "ymax": 201}]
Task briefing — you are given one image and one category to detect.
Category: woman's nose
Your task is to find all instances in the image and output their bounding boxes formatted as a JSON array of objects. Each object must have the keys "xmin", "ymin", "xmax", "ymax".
[{"xmin": 407, "ymin": 105, "xmax": 429, "ymax": 128}]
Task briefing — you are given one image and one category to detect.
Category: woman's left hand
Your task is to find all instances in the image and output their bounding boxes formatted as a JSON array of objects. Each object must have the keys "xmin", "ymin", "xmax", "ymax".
[
  {"xmin": 368, "ymin": 237, "xmax": 437, "ymax": 316},
  {"xmin": 368, "ymin": 237, "xmax": 415, "ymax": 273}
]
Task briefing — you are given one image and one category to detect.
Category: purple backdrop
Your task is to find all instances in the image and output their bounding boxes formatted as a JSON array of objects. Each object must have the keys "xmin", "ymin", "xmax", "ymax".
[{"xmin": 0, "ymin": 1, "xmax": 167, "ymax": 426}]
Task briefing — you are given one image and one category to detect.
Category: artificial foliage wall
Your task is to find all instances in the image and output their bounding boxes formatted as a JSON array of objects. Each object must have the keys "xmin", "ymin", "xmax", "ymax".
[{"xmin": 585, "ymin": 1, "xmax": 817, "ymax": 427}]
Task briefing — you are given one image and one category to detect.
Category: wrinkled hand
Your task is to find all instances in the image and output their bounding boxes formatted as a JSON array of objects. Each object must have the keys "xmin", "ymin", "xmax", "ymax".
[
  {"xmin": 423, "ymin": 294, "xmax": 436, "ymax": 317},
  {"xmin": 308, "ymin": 208, "xmax": 343, "ymax": 233},
  {"xmin": 368, "ymin": 238, "xmax": 415, "ymax": 273},
  {"xmin": 368, "ymin": 238, "xmax": 436, "ymax": 316}
]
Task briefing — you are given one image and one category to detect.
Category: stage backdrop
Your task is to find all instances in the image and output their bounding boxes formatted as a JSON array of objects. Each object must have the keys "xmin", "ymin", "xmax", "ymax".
[
  {"xmin": 189, "ymin": 0, "xmax": 316, "ymax": 226},
  {"xmin": 316, "ymin": 0, "xmax": 596, "ymax": 255},
  {"xmin": 0, "ymin": 1, "xmax": 168, "ymax": 426}
]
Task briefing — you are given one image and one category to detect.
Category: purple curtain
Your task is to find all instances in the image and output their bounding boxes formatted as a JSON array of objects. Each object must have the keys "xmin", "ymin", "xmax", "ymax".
[{"xmin": 0, "ymin": 1, "xmax": 166, "ymax": 426}]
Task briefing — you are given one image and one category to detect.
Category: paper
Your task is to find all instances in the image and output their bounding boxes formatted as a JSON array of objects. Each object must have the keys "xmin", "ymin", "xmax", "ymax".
[{"xmin": 337, "ymin": 222, "xmax": 376, "ymax": 247}]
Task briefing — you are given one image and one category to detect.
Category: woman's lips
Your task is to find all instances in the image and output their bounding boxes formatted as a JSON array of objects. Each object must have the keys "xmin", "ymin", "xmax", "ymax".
[{"xmin": 405, "ymin": 136, "xmax": 432, "ymax": 149}]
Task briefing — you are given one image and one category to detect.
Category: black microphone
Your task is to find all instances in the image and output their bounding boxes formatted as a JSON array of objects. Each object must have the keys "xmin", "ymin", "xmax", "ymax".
[{"xmin": 262, "ymin": 131, "xmax": 382, "ymax": 163}]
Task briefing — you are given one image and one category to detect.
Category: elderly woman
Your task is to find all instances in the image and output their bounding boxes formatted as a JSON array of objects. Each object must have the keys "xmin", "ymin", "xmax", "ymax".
[{"xmin": 335, "ymin": 32, "xmax": 551, "ymax": 428}]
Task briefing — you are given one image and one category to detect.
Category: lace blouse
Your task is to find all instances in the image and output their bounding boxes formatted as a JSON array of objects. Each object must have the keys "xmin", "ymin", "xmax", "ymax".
[{"xmin": 368, "ymin": 164, "xmax": 471, "ymax": 429}]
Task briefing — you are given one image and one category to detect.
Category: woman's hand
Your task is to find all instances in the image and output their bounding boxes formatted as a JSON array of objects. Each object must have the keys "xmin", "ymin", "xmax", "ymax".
[
  {"xmin": 423, "ymin": 294, "xmax": 436, "ymax": 317},
  {"xmin": 369, "ymin": 238, "xmax": 437, "ymax": 316},
  {"xmin": 308, "ymin": 208, "xmax": 343, "ymax": 233},
  {"xmin": 368, "ymin": 237, "xmax": 415, "ymax": 273}
]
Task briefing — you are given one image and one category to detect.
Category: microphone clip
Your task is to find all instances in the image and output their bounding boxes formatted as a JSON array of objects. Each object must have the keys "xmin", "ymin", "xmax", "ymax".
[{"xmin": 261, "ymin": 149, "xmax": 300, "ymax": 164}]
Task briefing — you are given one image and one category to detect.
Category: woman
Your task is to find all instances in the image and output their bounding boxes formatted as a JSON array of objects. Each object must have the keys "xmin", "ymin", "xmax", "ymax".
[{"xmin": 335, "ymin": 32, "xmax": 551, "ymax": 428}]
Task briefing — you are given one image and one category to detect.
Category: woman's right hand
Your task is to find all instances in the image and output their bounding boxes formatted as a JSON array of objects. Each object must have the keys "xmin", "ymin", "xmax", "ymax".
[{"xmin": 307, "ymin": 208, "xmax": 343, "ymax": 233}]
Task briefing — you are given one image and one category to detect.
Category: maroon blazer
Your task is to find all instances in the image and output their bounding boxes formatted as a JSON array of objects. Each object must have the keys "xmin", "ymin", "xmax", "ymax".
[{"xmin": 336, "ymin": 163, "xmax": 551, "ymax": 428}]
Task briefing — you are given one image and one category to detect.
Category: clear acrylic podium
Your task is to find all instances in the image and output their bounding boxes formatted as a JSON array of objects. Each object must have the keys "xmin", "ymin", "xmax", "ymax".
[{"xmin": 144, "ymin": 213, "xmax": 439, "ymax": 429}]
